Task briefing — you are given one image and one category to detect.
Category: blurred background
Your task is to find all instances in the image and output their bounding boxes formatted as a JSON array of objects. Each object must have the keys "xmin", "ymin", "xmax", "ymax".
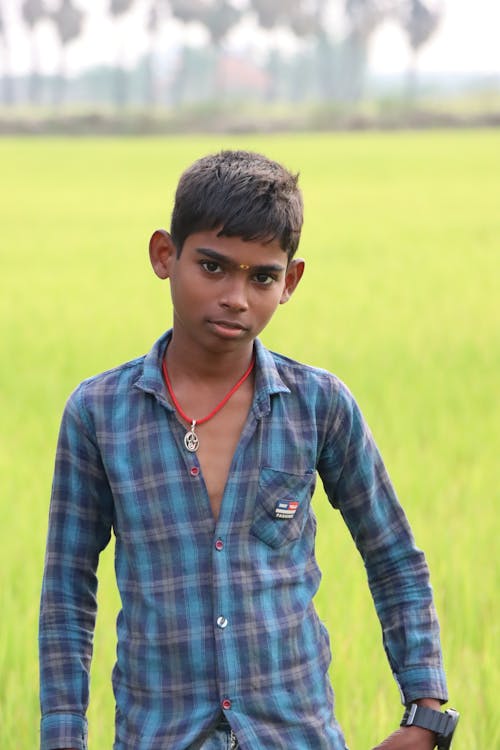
[
  {"xmin": 2, "ymin": 4, "xmax": 499, "ymax": 750},
  {"xmin": 1, "ymin": 0, "xmax": 499, "ymax": 134}
]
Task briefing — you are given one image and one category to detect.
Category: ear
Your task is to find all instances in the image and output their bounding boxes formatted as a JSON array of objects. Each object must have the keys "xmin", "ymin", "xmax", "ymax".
[
  {"xmin": 280, "ymin": 258, "xmax": 305, "ymax": 304},
  {"xmin": 149, "ymin": 229, "xmax": 177, "ymax": 279}
]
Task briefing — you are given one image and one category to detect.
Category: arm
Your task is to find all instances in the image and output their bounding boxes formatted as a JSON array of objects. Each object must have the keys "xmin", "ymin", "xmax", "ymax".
[
  {"xmin": 39, "ymin": 385, "xmax": 113, "ymax": 750},
  {"xmin": 371, "ymin": 698, "xmax": 441, "ymax": 749},
  {"xmin": 318, "ymin": 382, "xmax": 448, "ymax": 745}
]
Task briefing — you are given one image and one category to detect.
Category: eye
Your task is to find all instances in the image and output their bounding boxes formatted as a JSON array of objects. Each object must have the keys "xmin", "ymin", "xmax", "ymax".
[
  {"xmin": 200, "ymin": 260, "xmax": 222, "ymax": 274},
  {"xmin": 253, "ymin": 272, "xmax": 276, "ymax": 286}
]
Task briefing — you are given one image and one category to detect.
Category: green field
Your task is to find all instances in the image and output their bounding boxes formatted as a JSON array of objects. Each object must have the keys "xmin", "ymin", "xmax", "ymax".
[{"xmin": 1, "ymin": 132, "xmax": 498, "ymax": 749}]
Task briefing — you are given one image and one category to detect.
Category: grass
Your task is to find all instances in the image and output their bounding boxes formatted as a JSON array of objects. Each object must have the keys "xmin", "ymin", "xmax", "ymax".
[{"xmin": 0, "ymin": 131, "xmax": 498, "ymax": 749}]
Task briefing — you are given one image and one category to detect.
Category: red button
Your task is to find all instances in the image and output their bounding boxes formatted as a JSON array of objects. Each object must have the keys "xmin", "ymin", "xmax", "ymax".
[
  {"xmin": 190, "ymin": 466, "xmax": 199, "ymax": 477},
  {"xmin": 215, "ymin": 539, "xmax": 224, "ymax": 551},
  {"xmin": 222, "ymin": 698, "xmax": 232, "ymax": 710}
]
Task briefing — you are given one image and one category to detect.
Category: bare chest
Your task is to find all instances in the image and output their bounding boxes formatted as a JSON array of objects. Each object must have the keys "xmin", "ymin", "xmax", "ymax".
[{"xmin": 193, "ymin": 391, "xmax": 252, "ymax": 521}]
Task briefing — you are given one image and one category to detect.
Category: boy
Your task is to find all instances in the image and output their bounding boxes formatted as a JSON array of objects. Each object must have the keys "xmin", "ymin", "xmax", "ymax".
[{"xmin": 39, "ymin": 150, "xmax": 456, "ymax": 750}]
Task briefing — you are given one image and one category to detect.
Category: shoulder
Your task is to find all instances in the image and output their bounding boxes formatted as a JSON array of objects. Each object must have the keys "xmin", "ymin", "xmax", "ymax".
[
  {"xmin": 63, "ymin": 354, "xmax": 147, "ymax": 429},
  {"xmin": 261, "ymin": 344, "xmax": 361, "ymax": 430},
  {"xmin": 268, "ymin": 347, "xmax": 351, "ymax": 402},
  {"xmin": 74, "ymin": 354, "xmax": 146, "ymax": 400},
  {"xmin": 61, "ymin": 330, "xmax": 170, "ymax": 430}
]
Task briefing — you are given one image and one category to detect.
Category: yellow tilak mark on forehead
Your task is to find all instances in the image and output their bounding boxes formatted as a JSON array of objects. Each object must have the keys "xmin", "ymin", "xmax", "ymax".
[{"xmin": 238, "ymin": 263, "xmax": 250, "ymax": 270}]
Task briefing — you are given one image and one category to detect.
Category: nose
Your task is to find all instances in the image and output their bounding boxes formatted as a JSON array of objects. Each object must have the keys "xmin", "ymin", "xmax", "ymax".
[{"xmin": 219, "ymin": 276, "xmax": 249, "ymax": 312}]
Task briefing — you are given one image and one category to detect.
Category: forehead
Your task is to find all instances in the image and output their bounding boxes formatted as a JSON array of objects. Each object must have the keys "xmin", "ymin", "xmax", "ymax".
[{"xmin": 182, "ymin": 229, "xmax": 288, "ymax": 269}]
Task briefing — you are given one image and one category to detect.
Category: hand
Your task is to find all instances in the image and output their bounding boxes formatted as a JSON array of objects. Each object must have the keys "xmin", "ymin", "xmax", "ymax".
[{"xmin": 371, "ymin": 725, "xmax": 437, "ymax": 749}]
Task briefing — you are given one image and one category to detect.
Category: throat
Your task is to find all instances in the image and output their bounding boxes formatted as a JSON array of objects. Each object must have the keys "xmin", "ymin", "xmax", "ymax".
[{"xmin": 166, "ymin": 332, "xmax": 254, "ymax": 381}]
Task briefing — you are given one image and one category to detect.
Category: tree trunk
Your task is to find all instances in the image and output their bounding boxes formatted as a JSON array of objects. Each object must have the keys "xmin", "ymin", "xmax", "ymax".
[
  {"xmin": 52, "ymin": 43, "xmax": 68, "ymax": 107},
  {"xmin": 113, "ymin": 30, "xmax": 129, "ymax": 109},
  {"xmin": 338, "ymin": 30, "xmax": 367, "ymax": 103},
  {"xmin": 315, "ymin": 32, "xmax": 338, "ymax": 101},
  {"xmin": 405, "ymin": 50, "xmax": 419, "ymax": 104},
  {"xmin": 0, "ymin": 39, "xmax": 14, "ymax": 104},
  {"xmin": 28, "ymin": 33, "xmax": 42, "ymax": 104}
]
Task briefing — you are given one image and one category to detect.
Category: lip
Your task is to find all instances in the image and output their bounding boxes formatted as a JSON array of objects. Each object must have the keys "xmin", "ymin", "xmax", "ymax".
[
  {"xmin": 208, "ymin": 319, "xmax": 248, "ymax": 337},
  {"xmin": 210, "ymin": 319, "xmax": 247, "ymax": 330}
]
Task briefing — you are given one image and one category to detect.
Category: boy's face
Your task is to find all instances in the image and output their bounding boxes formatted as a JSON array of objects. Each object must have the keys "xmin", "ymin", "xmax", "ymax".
[{"xmin": 150, "ymin": 228, "xmax": 304, "ymax": 355}]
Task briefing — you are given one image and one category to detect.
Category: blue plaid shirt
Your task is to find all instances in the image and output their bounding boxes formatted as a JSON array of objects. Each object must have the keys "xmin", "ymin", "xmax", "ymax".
[{"xmin": 39, "ymin": 331, "xmax": 447, "ymax": 750}]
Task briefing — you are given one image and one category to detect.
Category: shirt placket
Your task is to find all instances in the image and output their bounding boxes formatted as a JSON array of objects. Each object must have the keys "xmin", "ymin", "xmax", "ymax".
[{"xmin": 209, "ymin": 410, "xmax": 263, "ymax": 716}]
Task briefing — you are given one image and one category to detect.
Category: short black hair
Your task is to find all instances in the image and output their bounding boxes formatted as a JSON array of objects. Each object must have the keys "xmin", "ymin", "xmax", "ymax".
[{"xmin": 170, "ymin": 150, "xmax": 303, "ymax": 261}]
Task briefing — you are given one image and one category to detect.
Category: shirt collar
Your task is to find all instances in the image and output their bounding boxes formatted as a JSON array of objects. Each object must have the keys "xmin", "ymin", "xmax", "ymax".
[
  {"xmin": 252, "ymin": 338, "xmax": 291, "ymax": 418},
  {"xmin": 134, "ymin": 330, "xmax": 290, "ymax": 418},
  {"xmin": 133, "ymin": 330, "xmax": 173, "ymax": 409}
]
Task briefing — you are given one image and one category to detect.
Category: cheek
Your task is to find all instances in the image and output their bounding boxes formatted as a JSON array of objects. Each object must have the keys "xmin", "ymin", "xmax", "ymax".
[
  {"xmin": 255, "ymin": 289, "xmax": 284, "ymax": 319},
  {"xmin": 170, "ymin": 275, "xmax": 201, "ymax": 306},
  {"xmin": 169, "ymin": 283, "xmax": 195, "ymax": 320}
]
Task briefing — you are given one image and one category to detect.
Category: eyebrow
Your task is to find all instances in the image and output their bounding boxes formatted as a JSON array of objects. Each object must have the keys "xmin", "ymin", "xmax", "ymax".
[{"xmin": 195, "ymin": 247, "xmax": 286, "ymax": 274}]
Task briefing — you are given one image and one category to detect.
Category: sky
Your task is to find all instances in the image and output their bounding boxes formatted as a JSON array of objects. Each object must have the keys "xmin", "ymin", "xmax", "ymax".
[
  {"xmin": 1, "ymin": 0, "xmax": 500, "ymax": 77},
  {"xmin": 371, "ymin": 0, "xmax": 500, "ymax": 75}
]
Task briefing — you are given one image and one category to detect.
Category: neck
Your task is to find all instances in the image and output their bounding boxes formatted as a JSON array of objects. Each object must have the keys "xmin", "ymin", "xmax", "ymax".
[{"xmin": 166, "ymin": 331, "xmax": 255, "ymax": 383}]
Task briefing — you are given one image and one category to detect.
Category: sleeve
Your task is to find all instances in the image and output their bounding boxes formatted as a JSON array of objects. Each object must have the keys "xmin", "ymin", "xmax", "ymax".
[
  {"xmin": 317, "ymin": 380, "xmax": 448, "ymax": 705},
  {"xmin": 39, "ymin": 385, "xmax": 113, "ymax": 750}
]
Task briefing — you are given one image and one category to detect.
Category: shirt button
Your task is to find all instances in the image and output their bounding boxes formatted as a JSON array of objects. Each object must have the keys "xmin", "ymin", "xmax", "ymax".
[
  {"xmin": 216, "ymin": 616, "xmax": 228, "ymax": 629},
  {"xmin": 215, "ymin": 539, "xmax": 224, "ymax": 551},
  {"xmin": 222, "ymin": 698, "xmax": 232, "ymax": 710},
  {"xmin": 190, "ymin": 466, "xmax": 199, "ymax": 477}
]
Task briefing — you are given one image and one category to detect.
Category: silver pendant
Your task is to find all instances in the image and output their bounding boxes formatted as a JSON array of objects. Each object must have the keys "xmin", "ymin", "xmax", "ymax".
[{"xmin": 184, "ymin": 420, "xmax": 199, "ymax": 452}]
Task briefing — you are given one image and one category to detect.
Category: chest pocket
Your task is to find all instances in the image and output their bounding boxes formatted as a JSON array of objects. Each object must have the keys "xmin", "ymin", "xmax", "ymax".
[{"xmin": 250, "ymin": 467, "xmax": 316, "ymax": 549}]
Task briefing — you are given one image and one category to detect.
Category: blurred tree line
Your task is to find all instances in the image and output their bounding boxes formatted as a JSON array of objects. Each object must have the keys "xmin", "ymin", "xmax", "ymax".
[{"xmin": 0, "ymin": 0, "xmax": 441, "ymax": 108}]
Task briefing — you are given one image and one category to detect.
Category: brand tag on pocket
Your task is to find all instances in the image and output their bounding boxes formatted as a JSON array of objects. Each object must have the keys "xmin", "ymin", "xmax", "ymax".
[{"xmin": 275, "ymin": 500, "xmax": 299, "ymax": 519}]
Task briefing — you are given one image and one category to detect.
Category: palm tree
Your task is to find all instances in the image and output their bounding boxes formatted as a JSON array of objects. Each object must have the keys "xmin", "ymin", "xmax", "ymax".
[
  {"xmin": 50, "ymin": 0, "xmax": 84, "ymax": 106},
  {"xmin": 143, "ymin": 0, "xmax": 170, "ymax": 106},
  {"xmin": 109, "ymin": 0, "xmax": 135, "ymax": 107},
  {"xmin": 398, "ymin": 0, "xmax": 442, "ymax": 100},
  {"xmin": 252, "ymin": 0, "xmax": 391, "ymax": 101},
  {"xmin": 0, "ymin": 4, "xmax": 13, "ymax": 104},
  {"xmin": 251, "ymin": 0, "xmax": 323, "ymax": 35},
  {"xmin": 21, "ymin": 0, "xmax": 47, "ymax": 104},
  {"xmin": 251, "ymin": 0, "xmax": 330, "ymax": 100},
  {"xmin": 342, "ymin": 0, "xmax": 393, "ymax": 101},
  {"xmin": 169, "ymin": 0, "xmax": 242, "ymax": 99}
]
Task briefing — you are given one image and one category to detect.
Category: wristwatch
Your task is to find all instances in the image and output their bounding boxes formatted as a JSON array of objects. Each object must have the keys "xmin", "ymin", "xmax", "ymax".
[{"xmin": 400, "ymin": 704, "xmax": 459, "ymax": 749}]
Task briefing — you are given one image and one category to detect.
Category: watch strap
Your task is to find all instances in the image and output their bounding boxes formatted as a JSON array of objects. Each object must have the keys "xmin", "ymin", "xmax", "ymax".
[{"xmin": 401, "ymin": 704, "xmax": 450, "ymax": 734}]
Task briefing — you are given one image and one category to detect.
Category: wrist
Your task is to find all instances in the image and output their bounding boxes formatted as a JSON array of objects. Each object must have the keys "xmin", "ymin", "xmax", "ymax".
[
  {"xmin": 411, "ymin": 697, "xmax": 443, "ymax": 743},
  {"xmin": 401, "ymin": 703, "xmax": 459, "ymax": 749},
  {"xmin": 414, "ymin": 697, "xmax": 442, "ymax": 711}
]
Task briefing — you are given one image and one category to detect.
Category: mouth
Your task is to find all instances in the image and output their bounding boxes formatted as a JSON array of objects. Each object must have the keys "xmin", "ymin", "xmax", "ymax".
[
  {"xmin": 211, "ymin": 319, "xmax": 246, "ymax": 329},
  {"xmin": 208, "ymin": 319, "xmax": 249, "ymax": 337}
]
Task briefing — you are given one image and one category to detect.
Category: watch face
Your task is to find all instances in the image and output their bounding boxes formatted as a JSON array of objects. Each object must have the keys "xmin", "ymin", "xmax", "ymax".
[{"xmin": 438, "ymin": 709, "xmax": 459, "ymax": 749}]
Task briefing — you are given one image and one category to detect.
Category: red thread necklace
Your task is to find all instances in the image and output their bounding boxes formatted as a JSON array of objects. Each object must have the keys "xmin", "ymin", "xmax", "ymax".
[{"xmin": 162, "ymin": 354, "xmax": 255, "ymax": 452}]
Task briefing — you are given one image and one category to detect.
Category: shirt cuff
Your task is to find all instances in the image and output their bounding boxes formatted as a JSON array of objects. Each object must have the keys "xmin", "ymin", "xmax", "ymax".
[
  {"xmin": 394, "ymin": 665, "xmax": 449, "ymax": 706},
  {"xmin": 40, "ymin": 712, "xmax": 87, "ymax": 750}
]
